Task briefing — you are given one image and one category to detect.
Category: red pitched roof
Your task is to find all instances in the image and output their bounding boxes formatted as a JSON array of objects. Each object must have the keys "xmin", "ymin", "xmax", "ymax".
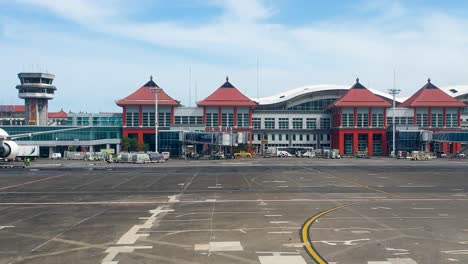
[
  {"xmin": 329, "ymin": 78, "xmax": 391, "ymax": 108},
  {"xmin": 48, "ymin": 109, "xmax": 67, "ymax": 118},
  {"xmin": 399, "ymin": 79, "xmax": 466, "ymax": 107},
  {"xmin": 197, "ymin": 77, "xmax": 257, "ymax": 107},
  {"xmin": 116, "ymin": 77, "xmax": 181, "ymax": 107},
  {"xmin": 0, "ymin": 105, "xmax": 25, "ymax": 112}
]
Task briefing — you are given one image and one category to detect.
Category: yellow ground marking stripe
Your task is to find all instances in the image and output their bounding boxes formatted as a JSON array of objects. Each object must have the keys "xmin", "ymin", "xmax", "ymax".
[
  {"xmin": 332, "ymin": 175, "xmax": 401, "ymax": 198},
  {"xmin": 301, "ymin": 202, "xmax": 360, "ymax": 264}
]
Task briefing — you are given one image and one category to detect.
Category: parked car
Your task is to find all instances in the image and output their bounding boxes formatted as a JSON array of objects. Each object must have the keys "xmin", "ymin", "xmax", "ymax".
[
  {"xmin": 51, "ymin": 153, "xmax": 62, "ymax": 160},
  {"xmin": 435, "ymin": 151, "xmax": 447, "ymax": 158},
  {"xmin": 397, "ymin": 151, "xmax": 409, "ymax": 159},
  {"xmin": 277, "ymin": 151, "xmax": 293, "ymax": 157},
  {"xmin": 210, "ymin": 151, "xmax": 225, "ymax": 160},
  {"xmin": 301, "ymin": 151, "xmax": 316, "ymax": 158},
  {"xmin": 455, "ymin": 152, "xmax": 466, "ymax": 158},
  {"xmin": 234, "ymin": 151, "xmax": 252, "ymax": 158}
]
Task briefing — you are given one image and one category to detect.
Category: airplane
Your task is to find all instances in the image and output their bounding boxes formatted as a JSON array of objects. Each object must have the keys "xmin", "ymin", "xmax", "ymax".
[{"xmin": 0, "ymin": 126, "xmax": 90, "ymax": 161}]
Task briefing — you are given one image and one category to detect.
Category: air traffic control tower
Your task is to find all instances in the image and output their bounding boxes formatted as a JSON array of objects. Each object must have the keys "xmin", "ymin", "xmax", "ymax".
[{"xmin": 16, "ymin": 72, "xmax": 57, "ymax": 126}]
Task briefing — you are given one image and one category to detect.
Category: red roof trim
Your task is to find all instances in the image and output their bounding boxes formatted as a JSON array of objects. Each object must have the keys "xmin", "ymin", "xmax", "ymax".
[
  {"xmin": 116, "ymin": 80, "xmax": 180, "ymax": 107},
  {"xmin": 399, "ymin": 80, "xmax": 465, "ymax": 107},
  {"xmin": 197, "ymin": 78, "xmax": 257, "ymax": 107},
  {"xmin": 329, "ymin": 79, "xmax": 391, "ymax": 108}
]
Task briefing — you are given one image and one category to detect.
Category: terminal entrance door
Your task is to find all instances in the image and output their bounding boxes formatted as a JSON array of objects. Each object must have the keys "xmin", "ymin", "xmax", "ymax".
[
  {"xmin": 358, "ymin": 134, "xmax": 368, "ymax": 152},
  {"xmin": 344, "ymin": 134, "xmax": 353, "ymax": 154}
]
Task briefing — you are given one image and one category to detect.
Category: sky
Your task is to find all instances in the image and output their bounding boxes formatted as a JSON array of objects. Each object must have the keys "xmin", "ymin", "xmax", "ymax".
[{"xmin": 1, "ymin": 0, "xmax": 468, "ymax": 112}]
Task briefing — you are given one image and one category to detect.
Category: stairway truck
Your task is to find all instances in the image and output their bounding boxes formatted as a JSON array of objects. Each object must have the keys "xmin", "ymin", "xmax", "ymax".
[{"xmin": 16, "ymin": 145, "xmax": 40, "ymax": 159}]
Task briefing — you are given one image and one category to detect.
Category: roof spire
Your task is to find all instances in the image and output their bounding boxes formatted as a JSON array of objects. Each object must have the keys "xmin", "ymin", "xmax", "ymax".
[
  {"xmin": 427, "ymin": 77, "xmax": 431, "ymax": 83},
  {"xmin": 150, "ymin": 75, "xmax": 153, "ymax": 81},
  {"xmin": 356, "ymin": 77, "xmax": 360, "ymax": 83},
  {"xmin": 226, "ymin": 76, "xmax": 229, "ymax": 82}
]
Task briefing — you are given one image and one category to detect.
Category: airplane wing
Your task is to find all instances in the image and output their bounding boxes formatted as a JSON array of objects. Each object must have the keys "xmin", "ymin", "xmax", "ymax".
[{"xmin": 4, "ymin": 126, "xmax": 92, "ymax": 140}]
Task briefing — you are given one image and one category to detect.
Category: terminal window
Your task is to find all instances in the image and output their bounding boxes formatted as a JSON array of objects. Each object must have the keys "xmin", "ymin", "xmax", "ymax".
[{"xmin": 278, "ymin": 118, "xmax": 289, "ymax": 129}]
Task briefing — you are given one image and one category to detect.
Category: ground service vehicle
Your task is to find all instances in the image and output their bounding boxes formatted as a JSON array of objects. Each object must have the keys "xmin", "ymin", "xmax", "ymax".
[{"xmin": 234, "ymin": 151, "xmax": 252, "ymax": 158}]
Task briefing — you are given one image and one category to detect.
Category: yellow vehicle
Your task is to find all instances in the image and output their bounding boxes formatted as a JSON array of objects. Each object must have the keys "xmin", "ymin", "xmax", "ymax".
[{"xmin": 234, "ymin": 151, "xmax": 252, "ymax": 158}]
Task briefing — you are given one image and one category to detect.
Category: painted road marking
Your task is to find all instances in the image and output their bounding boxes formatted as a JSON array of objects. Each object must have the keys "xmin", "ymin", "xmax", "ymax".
[
  {"xmin": 117, "ymin": 206, "xmax": 173, "ymax": 245},
  {"xmin": 0, "ymin": 226, "xmax": 14, "ymax": 230},
  {"xmin": 258, "ymin": 255, "xmax": 307, "ymax": 264},
  {"xmin": 194, "ymin": 241, "xmax": 243, "ymax": 252},
  {"xmin": 265, "ymin": 215, "xmax": 282, "ymax": 217},
  {"xmin": 0, "ymin": 173, "xmax": 69, "ymax": 191},
  {"xmin": 3, "ymin": 197, "xmax": 468, "ymax": 206},
  {"xmin": 102, "ymin": 246, "xmax": 152, "ymax": 264},
  {"xmin": 387, "ymin": 258, "xmax": 418, "ymax": 264},
  {"xmin": 300, "ymin": 202, "xmax": 358, "ymax": 264},
  {"xmin": 442, "ymin": 250, "xmax": 468, "ymax": 255},
  {"xmin": 270, "ymin": 221, "xmax": 290, "ymax": 224},
  {"xmin": 268, "ymin": 231, "xmax": 293, "ymax": 234},
  {"xmin": 412, "ymin": 208, "xmax": 434, "ymax": 210},
  {"xmin": 371, "ymin": 206, "xmax": 392, "ymax": 210}
]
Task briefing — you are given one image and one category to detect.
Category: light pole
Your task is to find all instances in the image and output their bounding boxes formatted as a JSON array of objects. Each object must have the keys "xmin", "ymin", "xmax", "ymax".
[
  {"xmin": 149, "ymin": 76, "xmax": 160, "ymax": 153},
  {"xmin": 387, "ymin": 87, "xmax": 401, "ymax": 157}
]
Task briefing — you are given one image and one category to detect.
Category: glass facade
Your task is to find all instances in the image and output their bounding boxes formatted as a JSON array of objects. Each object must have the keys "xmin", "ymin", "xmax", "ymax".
[
  {"xmin": 431, "ymin": 113, "xmax": 443, "ymax": 128},
  {"xmin": 206, "ymin": 113, "xmax": 219, "ymax": 127},
  {"xmin": 371, "ymin": 113, "xmax": 384, "ymax": 127},
  {"xmin": 264, "ymin": 118, "xmax": 275, "ymax": 129},
  {"xmin": 342, "ymin": 113, "xmax": 353, "ymax": 127},
  {"xmin": 306, "ymin": 118, "xmax": 317, "ymax": 129},
  {"xmin": 292, "ymin": 118, "xmax": 303, "ymax": 129},
  {"xmin": 278, "ymin": 118, "xmax": 289, "ymax": 129},
  {"xmin": 3, "ymin": 126, "xmax": 122, "ymax": 141},
  {"xmin": 287, "ymin": 98, "xmax": 336, "ymax": 111},
  {"xmin": 252, "ymin": 118, "xmax": 261, "ymax": 129},
  {"xmin": 320, "ymin": 118, "xmax": 331, "ymax": 129}
]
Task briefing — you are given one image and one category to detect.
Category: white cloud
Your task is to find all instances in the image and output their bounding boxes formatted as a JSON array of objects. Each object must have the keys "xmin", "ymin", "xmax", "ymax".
[{"xmin": 3, "ymin": 0, "xmax": 468, "ymax": 111}]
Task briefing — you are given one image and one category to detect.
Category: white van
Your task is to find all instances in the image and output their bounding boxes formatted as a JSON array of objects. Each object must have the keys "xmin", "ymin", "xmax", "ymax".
[{"xmin": 51, "ymin": 153, "xmax": 62, "ymax": 160}]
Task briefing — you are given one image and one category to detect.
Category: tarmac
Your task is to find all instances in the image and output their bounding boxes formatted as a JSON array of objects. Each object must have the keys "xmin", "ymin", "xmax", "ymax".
[{"xmin": 0, "ymin": 157, "xmax": 468, "ymax": 264}]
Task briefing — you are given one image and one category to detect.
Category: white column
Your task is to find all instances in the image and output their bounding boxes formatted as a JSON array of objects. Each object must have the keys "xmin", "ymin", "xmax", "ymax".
[
  {"xmin": 49, "ymin": 147, "xmax": 54, "ymax": 158},
  {"xmin": 116, "ymin": 144, "xmax": 121, "ymax": 154},
  {"xmin": 106, "ymin": 144, "xmax": 110, "ymax": 149},
  {"xmin": 89, "ymin": 145, "xmax": 94, "ymax": 152}
]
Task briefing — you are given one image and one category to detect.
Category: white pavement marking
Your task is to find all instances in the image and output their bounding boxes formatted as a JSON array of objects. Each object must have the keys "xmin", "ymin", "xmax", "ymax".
[
  {"xmin": 316, "ymin": 238, "xmax": 370, "ymax": 246},
  {"xmin": 256, "ymin": 251, "xmax": 299, "ymax": 255},
  {"xmin": 386, "ymin": 248, "xmax": 409, "ymax": 252},
  {"xmin": 0, "ymin": 226, "xmax": 14, "ymax": 230},
  {"xmin": 371, "ymin": 207, "xmax": 392, "ymax": 210},
  {"xmin": 269, "ymin": 221, "xmax": 290, "ymax": 224},
  {"xmin": 276, "ymin": 186, "xmax": 288, "ymax": 188},
  {"xmin": 448, "ymin": 258, "xmax": 460, "ymax": 262},
  {"xmin": 258, "ymin": 256, "xmax": 307, "ymax": 264},
  {"xmin": 265, "ymin": 215, "xmax": 282, "ymax": 217},
  {"xmin": 386, "ymin": 258, "xmax": 418, "ymax": 264},
  {"xmin": 399, "ymin": 185, "xmax": 435, "ymax": 188},
  {"xmin": 102, "ymin": 246, "xmax": 152, "ymax": 264},
  {"xmin": 194, "ymin": 241, "xmax": 243, "ymax": 252},
  {"xmin": 351, "ymin": 230, "xmax": 371, "ymax": 234},
  {"xmin": 168, "ymin": 195, "xmax": 179, "ymax": 203},
  {"xmin": 117, "ymin": 206, "xmax": 174, "ymax": 245},
  {"xmin": 412, "ymin": 208, "xmax": 434, "ymax": 210},
  {"xmin": 442, "ymin": 250, "xmax": 468, "ymax": 255},
  {"xmin": 268, "ymin": 231, "xmax": 293, "ymax": 234}
]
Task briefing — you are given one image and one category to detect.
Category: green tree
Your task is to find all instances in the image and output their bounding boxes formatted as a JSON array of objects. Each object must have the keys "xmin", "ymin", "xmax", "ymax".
[{"xmin": 122, "ymin": 137, "xmax": 138, "ymax": 152}]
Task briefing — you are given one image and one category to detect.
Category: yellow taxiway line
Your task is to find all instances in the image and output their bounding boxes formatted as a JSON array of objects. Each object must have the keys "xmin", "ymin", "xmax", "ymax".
[{"xmin": 300, "ymin": 202, "xmax": 359, "ymax": 264}]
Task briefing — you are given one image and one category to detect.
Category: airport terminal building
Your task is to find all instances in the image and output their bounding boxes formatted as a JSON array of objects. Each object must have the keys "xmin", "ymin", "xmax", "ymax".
[{"xmin": 2, "ymin": 72, "xmax": 468, "ymax": 157}]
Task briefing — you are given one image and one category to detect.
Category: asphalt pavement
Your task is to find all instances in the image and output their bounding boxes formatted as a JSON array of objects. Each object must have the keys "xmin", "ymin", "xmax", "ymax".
[{"xmin": 0, "ymin": 157, "xmax": 467, "ymax": 264}]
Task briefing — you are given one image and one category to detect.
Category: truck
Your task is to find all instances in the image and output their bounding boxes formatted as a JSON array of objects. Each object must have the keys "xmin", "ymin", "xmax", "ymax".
[{"xmin": 16, "ymin": 145, "xmax": 40, "ymax": 160}]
